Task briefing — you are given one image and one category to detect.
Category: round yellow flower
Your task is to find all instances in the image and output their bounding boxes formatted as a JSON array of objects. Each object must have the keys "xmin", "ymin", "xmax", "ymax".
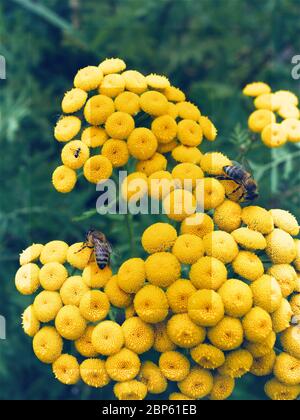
[
  {"xmin": 151, "ymin": 115, "xmax": 177, "ymax": 144},
  {"xmin": 61, "ymin": 88, "xmax": 88, "ymax": 113},
  {"xmin": 115, "ymin": 91, "xmax": 140, "ymax": 115},
  {"xmin": 218, "ymin": 279, "xmax": 253, "ymax": 318},
  {"xmin": 81, "ymin": 126, "xmax": 108, "ymax": 148},
  {"xmin": 243, "ymin": 82, "xmax": 271, "ymax": 97},
  {"xmin": 274, "ymin": 353, "xmax": 300, "ymax": 386},
  {"xmin": 281, "ymin": 326, "xmax": 300, "ymax": 359},
  {"xmin": 40, "ymin": 241, "xmax": 69, "ymax": 264},
  {"xmin": 80, "ymin": 358, "xmax": 110, "ymax": 388},
  {"xmin": 178, "ymin": 367, "xmax": 213, "ymax": 399},
  {"xmin": 117, "ymin": 258, "xmax": 145, "ymax": 293},
  {"xmin": 159, "ymin": 351, "xmax": 190, "ymax": 381},
  {"xmin": 39, "ymin": 262, "xmax": 68, "ymax": 291},
  {"xmin": 172, "ymin": 234, "xmax": 204, "ymax": 264},
  {"xmin": 122, "ymin": 70, "xmax": 148, "ymax": 94},
  {"xmin": 82, "ymin": 262, "xmax": 112, "ymax": 288},
  {"xmin": 74, "ymin": 66, "xmax": 103, "ymax": 91},
  {"xmin": 250, "ymin": 274, "xmax": 282, "ymax": 313},
  {"xmin": 203, "ymin": 231, "xmax": 239, "ymax": 264},
  {"xmin": 269, "ymin": 209, "xmax": 299, "ymax": 236},
  {"xmin": 163, "ymin": 86, "xmax": 186, "ymax": 102},
  {"xmin": 189, "ymin": 256, "xmax": 227, "ymax": 290},
  {"xmin": 140, "ymin": 90, "xmax": 169, "ymax": 116},
  {"xmin": 106, "ymin": 348, "xmax": 141, "ymax": 382},
  {"xmin": 172, "ymin": 163, "xmax": 204, "ymax": 189},
  {"xmin": 33, "ymin": 291, "xmax": 62, "ymax": 323},
  {"xmin": 278, "ymin": 104, "xmax": 300, "ymax": 119},
  {"xmin": 99, "ymin": 58, "xmax": 126, "ymax": 74},
  {"xmin": 83, "ymin": 155, "xmax": 113, "ymax": 184},
  {"xmin": 169, "ymin": 393, "xmax": 194, "ymax": 400},
  {"xmin": 261, "ymin": 123, "xmax": 288, "ymax": 148},
  {"xmin": 146, "ymin": 73, "xmax": 170, "ymax": 89},
  {"xmin": 242, "ymin": 307, "xmax": 272, "ymax": 343},
  {"xmin": 199, "ymin": 116, "xmax": 218, "ymax": 141},
  {"xmin": 218, "ymin": 350, "xmax": 253, "ymax": 379},
  {"xmin": 142, "ymin": 223, "xmax": 177, "ymax": 254},
  {"xmin": 188, "ymin": 289, "xmax": 224, "ymax": 327},
  {"xmin": 172, "ymin": 144, "xmax": 203, "ymax": 164},
  {"xmin": 99, "ymin": 73, "xmax": 125, "ymax": 97},
  {"xmin": 52, "ymin": 165, "xmax": 77, "ymax": 193},
  {"xmin": 75, "ymin": 325, "xmax": 98, "ymax": 357},
  {"xmin": 54, "ymin": 116, "xmax": 81, "ymax": 142},
  {"xmin": 265, "ymin": 378, "xmax": 300, "ymax": 401},
  {"xmin": 61, "ymin": 140, "xmax": 90, "ymax": 170},
  {"xmin": 105, "ymin": 111, "xmax": 135, "ymax": 139},
  {"xmin": 153, "ymin": 322, "xmax": 175, "ymax": 353},
  {"xmin": 127, "ymin": 127, "xmax": 158, "ymax": 160},
  {"xmin": 163, "ymin": 189, "xmax": 196, "ymax": 222},
  {"xmin": 274, "ymin": 90, "xmax": 299, "ymax": 106},
  {"xmin": 33, "ymin": 326, "xmax": 63, "ymax": 364},
  {"xmin": 167, "ymin": 313, "xmax": 206, "ymax": 348},
  {"xmin": 200, "ymin": 152, "xmax": 231, "ymax": 176},
  {"xmin": 195, "ymin": 178, "xmax": 225, "ymax": 210},
  {"xmin": 148, "ymin": 170, "xmax": 174, "ymax": 200},
  {"xmin": 114, "ymin": 380, "xmax": 147, "ymax": 400},
  {"xmin": 79, "ymin": 290, "xmax": 110, "ymax": 322},
  {"xmin": 20, "ymin": 243, "xmax": 44, "ymax": 266},
  {"xmin": 92, "ymin": 320, "xmax": 124, "ymax": 355},
  {"xmin": 254, "ymin": 93, "xmax": 281, "ymax": 111},
  {"xmin": 121, "ymin": 172, "xmax": 148, "ymax": 202},
  {"xmin": 191, "ymin": 344, "xmax": 225, "ymax": 370},
  {"xmin": 145, "ymin": 252, "xmax": 181, "ymax": 288},
  {"xmin": 53, "ymin": 354, "xmax": 80, "ymax": 385},
  {"xmin": 232, "ymin": 251, "xmax": 264, "ymax": 281},
  {"xmin": 176, "ymin": 101, "xmax": 201, "ymax": 121},
  {"xmin": 245, "ymin": 331, "xmax": 276, "ymax": 358},
  {"xmin": 265, "ymin": 229, "xmax": 296, "ymax": 264},
  {"xmin": 102, "ymin": 139, "xmax": 129, "ymax": 167},
  {"xmin": 84, "ymin": 94, "xmax": 115, "ymax": 125},
  {"xmin": 290, "ymin": 294, "xmax": 300, "ymax": 316},
  {"xmin": 166, "ymin": 102, "xmax": 179, "ymax": 119},
  {"xmin": 242, "ymin": 205, "xmax": 274, "ymax": 234},
  {"xmin": 181, "ymin": 212, "xmax": 214, "ymax": 238},
  {"xmin": 267, "ymin": 264, "xmax": 297, "ymax": 297},
  {"xmin": 281, "ymin": 118, "xmax": 300, "ymax": 142},
  {"xmin": 209, "ymin": 374, "xmax": 235, "ymax": 400},
  {"xmin": 122, "ymin": 317, "xmax": 154, "ymax": 354},
  {"xmin": 231, "ymin": 227, "xmax": 267, "ymax": 250},
  {"xmin": 15, "ymin": 263, "xmax": 40, "ymax": 295},
  {"xmin": 134, "ymin": 285, "xmax": 169, "ymax": 323},
  {"xmin": 104, "ymin": 275, "xmax": 133, "ymax": 308},
  {"xmin": 55, "ymin": 305, "xmax": 86, "ymax": 340},
  {"xmin": 67, "ymin": 242, "xmax": 92, "ymax": 270},
  {"xmin": 22, "ymin": 305, "xmax": 40, "ymax": 337},
  {"xmin": 272, "ymin": 298, "xmax": 293, "ymax": 333},
  {"xmin": 136, "ymin": 153, "xmax": 167, "ymax": 176},
  {"xmin": 248, "ymin": 109, "xmax": 276, "ymax": 133},
  {"xmin": 139, "ymin": 361, "xmax": 167, "ymax": 394},
  {"xmin": 166, "ymin": 279, "xmax": 196, "ymax": 314},
  {"xmin": 207, "ymin": 317, "xmax": 244, "ymax": 351},
  {"xmin": 177, "ymin": 119, "xmax": 203, "ymax": 146}
]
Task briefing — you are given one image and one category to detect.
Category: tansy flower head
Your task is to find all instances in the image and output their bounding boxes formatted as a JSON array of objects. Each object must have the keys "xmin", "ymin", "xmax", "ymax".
[
  {"xmin": 116, "ymin": 258, "xmax": 145, "ymax": 294},
  {"xmin": 242, "ymin": 307, "xmax": 273, "ymax": 343},
  {"xmin": 83, "ymin": 155, "xmax": 113, "ymax": 184},
  {"xmin": 280, "ymin": 326, "xmax": 300, "ymax": 359},
  {"xmin": 52, "ymin": 165, "xmax": 77, "ymax": 193},
  {"xmin": 105, "ymin": 348, "xmax": 141, "ymax": 382},
  {"xmin": 138, "ymin": 361, "xmax": 167, "ymax": 394},
  {"xmin": 105, "ymin": 111, "xmax": 135, "ymax": 139},
  {"xmin": 61, "ymin": 88, "xmax": 88, "ymax": 114},
  {"xmin": 250, "ymin": 274, "xmax": 282, "ymax": 313},
  {"xmin": 209, "ymin": 374, "xmax": 235, "ymax": 401},
  {"xmin": 121, "ymin": 172, "xmax": 148, "ymax": 202},
  {"xmin": 163, "ymin": 189, "xmax": 196, "ymax": 222},
  {"xmin": 278, "ymin": 103, "xmax": 300, "ymax": 119},
  {"xmin": 140, "ymin": 90, "xmax": 169, "ymax": 116},
  {"xmin": 67, "ymin": 242, "xmax": 92, "ymax": 270},
  {"xmin": 92, "ymin": 320, "xmax": 124, "ymax": 356},
  {"xmin": 245, "ymin": 331, "xmax": 276, "ymax": 358},
  {"xmin": 273, "ymin": 353, "xmax": 300, "ymax": 386},
  {"xmin": 40, "ymin": 241, "xmax": 68, "ymax": 265},
  {"xmin": 54, "ymin": 116, "xmax": 81, "ymax": 142},
  {"xmin": 127, "ymin": 127, "xmax": 158, "ymax": 160},
  {"xmin": 261, "ymin": 123, "xmax": 288, "ymax": 148},
  {"xmin": 115, "ymin": 91, "xmax": 140, "ymax": 115},
  {"xmin": 250, "ymin": 350, "xmax": 276, "ymax": 377},
  {"xmin": 153, "ymin": 322, "xmax": 176, "ymax": 353},
  {"xmin": 163, "ymin": 85, "xmax": 186, "ymax": 102},
  {"xmin": 195, "ymin": 178, "xmax": 225, "ymax": 210},
  {"xmin": 232, "ymin": 250, "xmax": 264, "ymax": 281},
  {"xmin": 142, "ymin": 222, "xmax": 177, "ymax": 254},
  {"xmin": 74, "ymin": 325, "xmax": 98, "ymax": 358},
  {"xmin": 99, "ymin": 58, "xmax": 126, "ymax": 74},
  {"xmin": 82, "ymin": 262, "xmax": 112, "ymax": 288},
  {"xmin": 189, "ymin": 256, "xmax": 227, "ymax": 290},
  {"xmin": 281, "ymin": 118, "xmax": 300, "ymax": 142},
  {"xmin": 104, "ymin": 275, "xmax": 133, "ymax": 308},
  {"xmin": 172, "ymin": 162, "xmax": 204, "ymax": 189},
  {"xmin": 267, "ymin": 264, "xmax": 297, "ymax": 298},
  {"xmin": 172, "ymin": 144, "xmax": 203, "ymax": 164},
  {"xmin": 218, "ymin": 279, "xmax": 253, "ymax": 318},
  {"xmin": 274, "ymin": 90, "xmax": 299, "ymax": 106},
  {"xmin": 15, "ymin": 263, "xmax": 40, "ymax": 295},
  {"xmin": 102, "ymin": 139, "xmax": 129, "ymax": 168},
  {"xmin": 254, "ymin": 93, "xmax": 281, "ymax": 111},
  {"xmin": 272, "ymin": 298, "xmax": 293, "ymax": 333},
  {"xmin": 79, "ymin": 290, "xmax": 110, "ymax": 322},
  {"xmin": 178, "ymin": 367, "xmax": 214, "ymax": 399},
  {"xmin": 145, "ymin": 252, "xmax": 181, "ymax": 288},
  {"xmin": 190, "ymin": 344, "xmax": 225, "ymax": 370},
  {"xmin": 177, "ymin": 119, "xmax": 203, "ymax": 147},
  {"xmin": 20, "ymin": 243, "xmax": 44, "ymax": 266},
  {"xmin": 188, "ymin": 289, "xmax": 224, "ymax": 327},
  {"xmin": 214, "ymin": 199, "xmax": 242, "ymax": 233},
  {"xmin": 122, "ymin": 70, "xmax": 147, "ymax": 94},
  {"xmin": 114, "ymin": 380, "xmax": 148, "ymax": 400},
  {"xmin": 133, "ymin": 284, "xmax": 169, "ymax": 323},
  {"xmin": 231, "ymin": 227, "xmax": 267, "ymax": 250},
  {"xmin": 159, "ymin": 350, "xmax": 190, "ymax": 381},
  {"xmin": 248, "ymin": 109, "xmax": 275, "ymax": 133},
  {"xmin": 80, "ymin": 358, "xmax": 110, "ymax": 388},
  {"xmin": 172, "ymin": 234, "xmax": 204, "ymax": 265},
  {"xmin": 52, "ymin": 354, "xmax": 80, "ymax": 385},
  {"xmin": 136, "ymin": 153, "xmax": 167, "ymax": 176},
  {"xmin": 243, "ymin": 82, "xmax": 271, "ymax": 97},
  {"xmin": 55, "ymin": 305, "xmax": 86, "ymax": 340},
  {"xmin": 151, "ymin": 115, "xmax": 177, "ymax": 144},
  {"xmin": 39, "ymin": 262, "xmax": 68, "ymax": 291},
  {"xmin": 269, "ymin": 209, "xmax": 299, "ymax": 236},
  {"xmin": 203, "ymin": 230, "xmax": 239, "ymax": 264},
  {"xmin": 166, "ymin": 102, "xmax": 179, "ymax": 119},
  {"xmin": 200, "ymin": 152, "xmax": 231, "ymax": 176},
  {"xmin": 146, "ymin": 73, "xmax": 170, "ymax": 89},
  {"xmin": 166, "ymin": 279, "xmax": 196, "ymax": 314},
  {"xmin": 81, "ymin": 126, "xmax": 108, "ymax": 148},
  {"xmin": 167, "ymin": 313, "xmax": 206, "ymax": 348},
  {"xmin": 22, "ymin": 305, "xmax": 40, "ymax": 337},
  {"xmin": 207, "ymin": 317, "xmax": 244, "ymax": 351},
  {"xmin": 33, "ymin": 291, "xmax": 62, "ymax": 323},
  {"xmin": 265, "ymin": 378, "xmax": 300, "ymax": 401},
  {"xmin": 176, "ymin": 101, "xmax": 201, "ymax": 121},
  {"xmin": 74, "ymin": 66, "xmax": 103, "ymax": 91},
  {"xmin": 99, "ymin": 73, "xmax": 125, "ymax": 97},
  {"xmin": 218, "ymin": 350, "xmax": 253, "ymax": 379},
  {"xmin": 148, "ymin": 170, "xmax": 174, "ymax": 200},
  {"xmin": 33, "ymin": 326, "xmax": 63, "ymax": 364},
  {"xmin": 84, "ymin": 95, "xmax": 115, "ymax": 125},
  {"xmin": 199, "ymin": 116, "xmax": 218, "ymax": 141},
  {"xmin": 265, "ymin": 229, "xmax": 297, "ymax": 264},
  {"xmin": 241, "ymin": 205, "xmax": 274, "ymax": 234},
  {"xmin": 122, "ymin": 317, "xmax": 154, "ymax": 354},
  {"xmin": 181, "ymin": 212, "xmax": 214, "ymax": 238}
]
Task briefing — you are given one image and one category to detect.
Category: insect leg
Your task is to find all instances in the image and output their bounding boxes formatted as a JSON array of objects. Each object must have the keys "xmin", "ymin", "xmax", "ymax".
[{"xmin": 74, "ymin": 243, "xmax": 94, "ymax": 254}]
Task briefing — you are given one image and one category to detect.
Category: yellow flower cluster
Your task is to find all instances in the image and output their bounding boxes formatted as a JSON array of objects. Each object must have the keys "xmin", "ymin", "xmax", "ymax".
[
  {"xmin": 52, "ymin": 58, "xmax": 217, "ymax": 193},
  {"xmin": 243, "ymin": 82, "xmax": 300, "ymax": 147}
]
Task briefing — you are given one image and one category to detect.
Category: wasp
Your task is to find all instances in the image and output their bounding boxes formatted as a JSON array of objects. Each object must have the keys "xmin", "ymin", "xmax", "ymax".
[
  {"xmin": 216, "ymin": 161, "xmax": 259, "ymax": 202},
  {"xmin": 77, "ymin": 229, "xmax": 112, "ymax": 269}
]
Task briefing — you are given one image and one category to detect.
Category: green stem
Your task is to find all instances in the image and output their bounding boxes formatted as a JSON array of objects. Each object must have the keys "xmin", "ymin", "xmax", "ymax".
[{"xmin": 125, "ymin": 213, "xmax": 136, "ymax": 257}]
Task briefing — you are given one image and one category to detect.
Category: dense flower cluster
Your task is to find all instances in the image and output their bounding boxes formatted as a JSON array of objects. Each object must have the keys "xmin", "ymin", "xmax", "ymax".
[
  {"xmin": 243, "ymin": 82, "xmax": 300, "ymax": 147},
  {"xmin": 52, "ymin": 58, "xmax": 217, "ymax": 193}
]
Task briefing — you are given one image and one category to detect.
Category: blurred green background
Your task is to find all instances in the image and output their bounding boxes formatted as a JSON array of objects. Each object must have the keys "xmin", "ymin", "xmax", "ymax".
[{"xmin": 1, "ymin": 0, "xmax": 300, "ymax": 400}]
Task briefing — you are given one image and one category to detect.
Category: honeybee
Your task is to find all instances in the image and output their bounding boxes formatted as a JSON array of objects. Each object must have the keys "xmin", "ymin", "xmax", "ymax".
[
  {"xmin": 77, "ymin": 229, "xmax": 112, "ymax": 269},
  {"xmin": 216, "ymin": 161, "xmax": 259, "ymax": 202}
]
